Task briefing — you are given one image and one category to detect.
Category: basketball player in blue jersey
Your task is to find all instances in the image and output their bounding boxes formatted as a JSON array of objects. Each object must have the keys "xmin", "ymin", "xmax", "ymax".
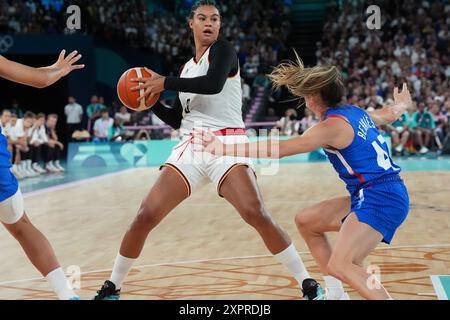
[
  {"xmin": 0, "ymin": 50, "xmax": 84, "ymax": 299},
  {"xmin": 194, "ymin": 54, "xmax": 412, "ymax": 300},
  {"xmin": 93, "ymin": 0, "xmax": 326, "ymax": 300}
]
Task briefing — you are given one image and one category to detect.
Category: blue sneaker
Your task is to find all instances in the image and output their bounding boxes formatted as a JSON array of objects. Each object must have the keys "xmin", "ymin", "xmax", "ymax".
[
  {"xmin": 93, "ymin": 280, "xmax": 121, "ymax": 300},
  {"xmin": 302, "ymin": 278, "xmax": 327, "ymax": 300},
  {"xmin": 69, "ymin": 296, "xmax": 81, "ymax": 300}
]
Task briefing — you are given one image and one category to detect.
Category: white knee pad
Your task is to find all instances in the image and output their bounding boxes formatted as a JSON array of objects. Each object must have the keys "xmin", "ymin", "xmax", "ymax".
[{"xmin": 0, "ymin": 188, "xmax": 24, "ymax": 225}]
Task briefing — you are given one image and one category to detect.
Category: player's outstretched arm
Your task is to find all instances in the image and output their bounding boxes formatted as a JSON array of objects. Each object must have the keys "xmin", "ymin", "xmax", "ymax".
[
  {"xmin": 192, "ymin": 118, "xmax": 351, "ymax": 159},
  {"xmin": 131, "ymin": 39, "xmax": 236, "ymax": 100},
  {"xmin": 0, "ymin": 50, "xmax": 84, "ymax": 88},
  {"xmin": 369, "ymin": 83, "xmax": 412, "ymax": 126}
]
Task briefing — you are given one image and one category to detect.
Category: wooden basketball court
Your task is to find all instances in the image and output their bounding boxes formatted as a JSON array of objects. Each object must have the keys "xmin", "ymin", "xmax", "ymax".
[{"xmin": 0, "ymin": 163, "xmax": 449, "ymax": 300}]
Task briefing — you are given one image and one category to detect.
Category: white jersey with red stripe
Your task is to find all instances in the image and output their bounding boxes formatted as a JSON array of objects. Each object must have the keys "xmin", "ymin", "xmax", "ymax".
[
  {"xmin": 178, "ymin": 47, "xmax": 244, "ymax": 135},
  {"xmin": 323, "ymin": 105, "xmax": 401, "ymax": 195}
]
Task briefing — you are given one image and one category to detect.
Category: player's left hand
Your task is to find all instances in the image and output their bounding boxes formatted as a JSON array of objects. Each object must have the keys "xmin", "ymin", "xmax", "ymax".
[
  {"xmin": 379, "ymin": 83, "xmax": 412, "ymax": 123},
  {"xmin": 192, "ymin": 128, "xmax": 223, "ymax": 155},
  {"xmin": 52, "ymin": 50, "xmax": 85, "ymax": 78},
  {"xmin": 393, "ymin": 82, "xmax": 413, "ymax": 113},
  {"xmin": 131, "ymin": 68, "xmax": 166, "ymax": 102}
]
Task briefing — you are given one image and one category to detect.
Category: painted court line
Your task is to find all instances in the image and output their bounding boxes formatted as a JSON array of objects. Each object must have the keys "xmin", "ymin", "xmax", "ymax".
[
  {"xmin": 1, "ymin": 243, "xmax": 449, "ymax": 286},
  {"xmin": 22, "ymin": 168, "xmax": 140, "ymax": 198},
  {"xmin": 430, "ymin": 275, "xmax": 450, "ymax": 300}
]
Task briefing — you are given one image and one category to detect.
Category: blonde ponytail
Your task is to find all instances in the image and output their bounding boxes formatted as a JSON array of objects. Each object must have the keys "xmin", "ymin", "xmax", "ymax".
[{"xmin": 269, "ymin": 51, "xmax": 345, "ymax": 106}]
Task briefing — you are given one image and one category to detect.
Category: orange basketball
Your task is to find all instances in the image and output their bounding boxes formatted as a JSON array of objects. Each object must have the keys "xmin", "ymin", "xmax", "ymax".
[{"xmin": 117, "ymin": 67, "xmax": 160, "ymax": 111}]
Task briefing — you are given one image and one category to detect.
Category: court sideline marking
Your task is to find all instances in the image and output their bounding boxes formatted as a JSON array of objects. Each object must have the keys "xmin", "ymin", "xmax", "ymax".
[{"xmin": 23, "ymin": 168, "xmax": 140, "ymax": 198}]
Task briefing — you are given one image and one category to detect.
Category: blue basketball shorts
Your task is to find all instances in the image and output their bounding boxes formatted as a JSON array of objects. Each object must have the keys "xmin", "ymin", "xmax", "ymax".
[{"xmin": 345, "ymin": 174, "xmax": 410, "ymax": 244}]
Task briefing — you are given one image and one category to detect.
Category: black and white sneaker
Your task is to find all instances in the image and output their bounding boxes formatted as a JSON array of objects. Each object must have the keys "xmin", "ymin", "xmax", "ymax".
[
  {"xmin": 302, "ymin": 278, "xmax": 327, "ymax": 300},
  {"xmin": 93, "ymin": 280, "xmax": 121, "ymax": 300}
]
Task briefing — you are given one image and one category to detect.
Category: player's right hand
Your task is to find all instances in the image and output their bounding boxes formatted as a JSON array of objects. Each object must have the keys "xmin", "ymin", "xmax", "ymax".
[
  {"xmin": 52, "ymin": 50, "xmax": 85, "ymax": 78},
  {"xmin": 192, "ymin": 128, "xmax": 223, "ymax": 155}
]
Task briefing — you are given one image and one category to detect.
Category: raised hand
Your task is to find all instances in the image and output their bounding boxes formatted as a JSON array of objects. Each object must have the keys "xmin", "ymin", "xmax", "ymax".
[
  {"xmin": 52, "ymin": 50, "xmax": 85, "ymax": 78},
  {"xmin": 372, "ymin": 83, "xmax": 413, "ymax": 125},
  {"xmin": 392, "ymin": 82, "xmax": 413, "ymax": 117}
]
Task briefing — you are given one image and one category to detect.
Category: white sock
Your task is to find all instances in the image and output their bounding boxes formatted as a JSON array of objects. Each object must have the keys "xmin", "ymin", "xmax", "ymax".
[
  {"xmin": 274, "ymin": 243, "xmax": 310, "ymax": 287},
  {"xmin": 45, "ymin": 267, "xmax": 78, "ymax": 300},
  {"xmin": 110, "ymin": 253, "xmax": 136, "ymax": 289},
  {"xmin": 323, "ymin": 275, "xmax": 346, "ymax": 299}
]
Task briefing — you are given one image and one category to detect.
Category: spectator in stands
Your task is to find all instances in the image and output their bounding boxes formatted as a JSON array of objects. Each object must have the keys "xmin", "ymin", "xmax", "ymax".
[
  {"xmin": 133, "ymin": 109, "xmax": 152, "ymax": 140},
  {"xmin": 11, "ymin": 111, "xmax": 38, "ymax": 178},
  {"xmin": 10, "ymin": 99, "xmax": 24, "ymax": 118},
  {"xmin": 430, "ymin": 100, "xmax": 447, "ymax": 150},
  {"xmin": 86, "ymin": 95, "xmax": 102, "ymax": 130},
  {"xmin": 252, "ymin": 69, "xmax": 270, "ymax": 89},
  {"xmin": 317, "ymin": 0, "xmax": 450, "ymax": 156},
  {"xmin": 413, "ymin": 102, "xmax": 436, "ymax": 154},
  {"xmin": 264, "ymin": 107, "xmax": 279, "ymax": 122},
  {"xmin": 45, "ymin": 114, "xmax": 65, "ymax": 172},
  {"xmin": 389, "ymin": 107, "xmax": 414, "ymax": 155},
  {"xmin": 29, "ymin": 113, "xmax": 48, "ymax": 174},
  {"xmin": 260, "ymin": 108, "xmax": 279, "ymax": 132},
  {"xmin": 149, "ymin": 111, "xmax": 167, "ymax": 140},
  {"xmin": 0, "ymin": 109, "xmax": 12, "ymax": 138},
  {"xmin": 298, "ymin": 108, "xmax": 319, "ymax": 134},
  {"xmin": 444, "ymin": 100, "xmax": 450, "ymax": 137},
  {"xmin": 93, "ymin": 108, "xmax": 113, "ymax": 143},
  {"xmin": 64, "ymin": 96, "xmax": 83, "ymax": 142},
  {"xmin": 10, "ymin": 113, "xmax": 17, "ymax": 127},
  {"xmin": 0, "ymin": 0, "xmax": 292, "ymax": 82},
  {"xmin": 0, "ymin": 109, "xmax": 14, "ymax": 160},
  {"xmin": 110, "ymin": 118, "xmax": 128, "ymax": 142},
  {"xmin": 0, "ymin": 0, "xmax": 296, "ymax": 143},
  {"xmin": 98, "ymin": 96, "xmax": 106, "ymax": 110},
  {"xmin": 5, "ymin": 113, "xmax": 21, "ymax": 177},
  {"xmin": 115, "ymin": 106, "xmax": 131, "ymax": 125},
  {"xmin": 275, "ymin": 108, "xmax": 299, "ymax": 136},
  {"xmin": 241, "ymin": 79, "xmax": 251, "ymax": 106}
]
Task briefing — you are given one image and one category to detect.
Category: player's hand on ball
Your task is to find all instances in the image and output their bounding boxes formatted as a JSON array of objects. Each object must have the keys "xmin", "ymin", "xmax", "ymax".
[
  {"xmin": 192, "ymin": 128, "xmax": 223, "ymax": 155},
  {"xmin": 131, "ymin": 67, "xmax": 166, "ymax": 102},
  {"xmin": 53, "ymin": 50, "xmax": 85, "ymax": 78}
]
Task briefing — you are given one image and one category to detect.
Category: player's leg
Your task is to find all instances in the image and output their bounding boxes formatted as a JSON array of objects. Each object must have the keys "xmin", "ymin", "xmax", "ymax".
[
  {"xmin": 326, "ymin": 212, "xmax": 389, "ymax": 299},
  {"xmin": 94, "ymin": 166, "xmax": 190, "ymax": 300},
  {"xmin": 295, "ymin": 196, "xmax": 351, "ymax": 299},
  {"xmin": 220, "ymin": 166, "xmax": 290, "ymax": 253},
  {"xmin": 399, "ymin": 129, "xmax": 410, "ymax": 151},
  {"xmin": 45, "ymin": 143, "xmax": 59, "ymax": 172},
  {"xmin": 1, "ymin": 189, "xmax": 78, "ymax": 300},
  {"xmin": 390, "ymin": 130, "xmax": 399, "ymax": 147},
  {"xmin": 31, "ymin": 143, "xmax": 44, "ymax": 173},
  {"xmin": 14, "ymin": 144, "xmax": 21, "ymax": 166},
  {"xmin": 423, "ymin": 128, "xmax": 431, "ymax": 150},
  {"xmin": 415, "ymin": 128, "xmax": 424, "ymax": 149},
  {"xmin": 219, "ymin": 165, "xmax": 324, "ymax": 299},
  {"xmin": 119, "ymin": 166, "xmax": 189, "ymax": 258},
  {"xmin": 20, "ymin": 147, "xmax": 35, "ymax": 177}
]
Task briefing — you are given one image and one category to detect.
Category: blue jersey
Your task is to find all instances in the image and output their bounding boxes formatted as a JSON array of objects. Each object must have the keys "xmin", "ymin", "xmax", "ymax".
[
  {"xmin": 323, "ymin": 105, "xmax": 401, "ymax": 194},
  {"xmin": 0, "ymin": 132, "xmax": 18, "ymax": 201},
  {"xmin": 0, "ymin": 132, "xmax": 12, "ymax": 169}
]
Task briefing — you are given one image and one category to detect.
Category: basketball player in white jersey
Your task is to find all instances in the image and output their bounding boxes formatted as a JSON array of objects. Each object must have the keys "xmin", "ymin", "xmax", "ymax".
[
  {"xmin": 0, "ymin": 50, "xmax": 84, "ymax": 299},
  {"xmin": 94, "ymin": 0, "xmax": 332, "ymax": 300}
]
